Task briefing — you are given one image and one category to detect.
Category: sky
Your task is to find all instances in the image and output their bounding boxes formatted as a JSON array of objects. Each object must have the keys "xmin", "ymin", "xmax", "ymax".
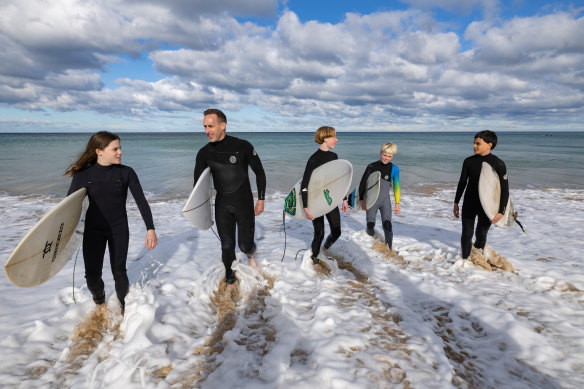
[{"xmin": 0, "ymin": 0, "xmax": 583, "ymax": 133}]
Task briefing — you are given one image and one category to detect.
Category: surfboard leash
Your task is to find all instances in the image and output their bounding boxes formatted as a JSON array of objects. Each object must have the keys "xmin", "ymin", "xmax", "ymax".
[
  {"xmin": 72, "ymin": 244, "xmax": 81, "ymax": 304},
  {"xmin": 294, "ymin": 249, "xmax": 307, "ymax": 262},
  {"xmin": 280, "ymin": 210, "xmax": 308, "ymax": 262},
  {"xmin": 210, "ymin": 225, "xmax": 221, "ymax": 242},
  {"xmin": 280, "ymin": 210, "xmax": 287, "ymax": 261},
  {"xmin": 513, "ymin": 215, "xmax": 551, "ymax": 259}
]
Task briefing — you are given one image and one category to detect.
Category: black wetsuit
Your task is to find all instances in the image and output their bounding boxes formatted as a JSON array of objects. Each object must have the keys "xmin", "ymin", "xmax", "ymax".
[
  {"xmin": 194, "ymin": 135, "xmax": 266, "ymax": 284},
  {"xmin": 301, "ymin": 149, "xmax": 343, "ymax": 258},
  {"xmin": 455, "ymin": 153, "xmax": 508, "ymax": 259},
  {"xmin": 68, "ymin": 163, "xmax": 155, "ymax": 305}
]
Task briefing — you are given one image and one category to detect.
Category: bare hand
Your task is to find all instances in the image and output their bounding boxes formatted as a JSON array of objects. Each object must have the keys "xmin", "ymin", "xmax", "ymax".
[
  {"xmin": 145, "ymin": 229, "xmax": 158, "ymax": 250},
  {"xmin": 360, "ymin": 199, "xmax": 367, "ymax": 211},
  {"xmin": 492, "ymin": 213, "xmax": 503, "ymax": 224},
  {"xmin": 304, "ymin": 207, "xmax": 314, "ymax": 220},
  {"xmin": 394, "ymin": 204, "xmax": 401, "ymax": 214},
  {"xmin": 255, "ymin": 199, "xmax": 264, "ymax": 216},
  {"xmin": 453, "ymin": 203, "xmax": 460, "ymax": 219},
  {"xmin": 341, "ymin": 199, "xmax": 349, "ymax": 213}
]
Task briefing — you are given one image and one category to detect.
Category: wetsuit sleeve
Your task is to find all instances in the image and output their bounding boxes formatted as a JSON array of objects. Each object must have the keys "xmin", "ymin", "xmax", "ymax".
[
  {"xmin": 454, "ymin": 159, "xmax": 469, "ymax": 204},
  {"xmin": 494, "ymin": 159, "xmax": 509, "ymax": 214},
  {"xmin": 358, "ymin": 164, "xmax": 375, "ymax": 199},
  {"xmin": 193, "ymin": 149, "xmax": 208, "ymax": 187},
  {"xmin": 67, "ymin": 173, "xmax": 84, "ymax": 196},
  {"xmin": 392, "ymin": 165, "xmax": 400, "ymax": 204},
  {"xmin": 301, "ymin": 157, "xmax": 319, "ymax": 207},
  {"xmin": 247, "ymin": 145, "xmax": 266, "ymax": 201},
  {"xmin": 128, "ymin": 168, "xmax": 155, "ymax": 231}
]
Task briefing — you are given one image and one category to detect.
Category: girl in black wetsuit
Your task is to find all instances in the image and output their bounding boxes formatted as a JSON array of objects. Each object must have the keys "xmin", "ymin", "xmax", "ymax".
[
  {"xmin": 65, "ymin": 132, "xmax": 158, "ymax": 311},
  {"xmin": 301, "ymin": 126, "xmax": 349, "ymax": 264}
]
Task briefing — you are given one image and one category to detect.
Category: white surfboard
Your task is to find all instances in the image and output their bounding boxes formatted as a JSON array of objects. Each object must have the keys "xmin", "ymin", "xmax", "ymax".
[
  {"xmin": 4, "ymin": 188, "xmax": 87, "ymax": 288},
  {"xmin": 284, "ymin": 159, "xmax": 353, "ymax": 220},
  {"xmin": 478, "ymin": 162, "xmax": 516, "ymax": 228},
  {"xmin": 347, "ymin": 171, "xmax": 381, "ymax": 211},
  {"xmin": 182, "ymin": 167, "xmax": 213, "ymax": 230}
]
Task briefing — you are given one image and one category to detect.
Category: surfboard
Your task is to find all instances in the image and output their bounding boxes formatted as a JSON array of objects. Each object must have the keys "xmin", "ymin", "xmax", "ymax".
[
  {"xmin": 347, "ymin": 171, "xmax": 381, "ymax": 211},
  {"xmin": 478, "ymin": 162, "xmax": 516, "ymax": 228},
  {"xmin": 284, "ymin": 159, "xmax": 353, "ymax": 220},
  {"xmin": 182, "ymin": 167, "xmax": 213, "ymax": 230},
  {"xmin": 4, "ymin": 188, "xmax": 87, "ymax": 288}
]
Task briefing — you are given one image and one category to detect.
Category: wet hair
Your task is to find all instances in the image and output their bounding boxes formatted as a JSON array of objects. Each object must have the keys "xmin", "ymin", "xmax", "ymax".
[
  {"xmin": 64, "ymin": 131, "xmax": 120, "ymax": 176},
  {"xmin": 380, "ymin": 142, "xmax": 397, "ymax": 155},
  {"xmin": 474, "ymin": 130, "xmax": 498, "ymax": 150},
  {"xmin": 314, "ymin": 126, "xmax": 336, "ymax": 144},
  {"xmin": 204, "ymin": 108, "xmax": 227, "ymax": 124}
]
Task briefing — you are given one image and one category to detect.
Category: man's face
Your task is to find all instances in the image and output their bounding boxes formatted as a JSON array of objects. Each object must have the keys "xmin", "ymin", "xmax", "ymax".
[{"xmin": 203, "ymin": 114, "xmax": 226, "ymax": 142}]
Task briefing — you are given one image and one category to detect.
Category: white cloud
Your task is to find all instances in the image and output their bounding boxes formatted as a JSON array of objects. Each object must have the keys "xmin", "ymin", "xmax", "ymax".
[{"xmin": 0, "ymin": 1, "xmax": 583, "ymax": 131}]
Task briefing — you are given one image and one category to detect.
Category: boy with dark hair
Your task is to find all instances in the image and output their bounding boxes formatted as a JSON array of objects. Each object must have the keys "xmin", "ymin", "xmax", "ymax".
[{"xmin": 453, "ymin": 130, "xmax": 508, "ymax": 259}]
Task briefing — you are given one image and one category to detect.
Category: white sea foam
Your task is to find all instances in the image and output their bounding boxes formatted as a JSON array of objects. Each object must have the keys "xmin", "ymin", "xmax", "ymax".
[{"xmin": 1, "ymin": 187, "xmax": 583, "ymax": 388}]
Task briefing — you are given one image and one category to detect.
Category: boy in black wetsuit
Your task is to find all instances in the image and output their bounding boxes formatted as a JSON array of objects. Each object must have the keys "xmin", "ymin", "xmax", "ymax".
[
  {"xmin": 454, "ymin": 130, "xmax": 509, "ymax": 259},
  {"xmin": 193, "ymin": 109, "xmax": 266, "ymax": 287},
  {"xmin": 301, "ymin": 126, "xmax": 349, "ymax": 264}
]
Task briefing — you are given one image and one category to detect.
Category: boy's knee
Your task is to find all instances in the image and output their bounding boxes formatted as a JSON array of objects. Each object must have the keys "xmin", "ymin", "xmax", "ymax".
[{"xmin": 382, "ymin": 220, "xmax": 392, "ymax": 232}]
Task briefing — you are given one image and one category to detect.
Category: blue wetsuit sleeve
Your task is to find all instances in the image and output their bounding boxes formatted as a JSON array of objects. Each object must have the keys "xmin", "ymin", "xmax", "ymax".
[
  {"xmin": 128, "ymin": 168, "xmax": 155, "ymax": 231},
  {"xmin": 247, "ymin": 145, "xmax": 266, "ymax": 200},
  {"xmin": 391, "ymin": 165, "xmax": 400, "ymax": 204},
  {"xmin": 454, "ymin": 159, "xmax": 469, "ymax": 204}
]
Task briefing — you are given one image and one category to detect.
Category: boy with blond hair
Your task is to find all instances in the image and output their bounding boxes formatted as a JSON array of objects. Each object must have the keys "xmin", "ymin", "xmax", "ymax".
[{"xmin": 359, "ymin": 142, "xmax": 401, "ymax": 250}]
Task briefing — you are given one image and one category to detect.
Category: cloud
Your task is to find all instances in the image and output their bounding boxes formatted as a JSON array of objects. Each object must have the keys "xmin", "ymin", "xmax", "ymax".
[{"xmin": 0, "ymin": 1, "xmax": 583, "ymax": 131}]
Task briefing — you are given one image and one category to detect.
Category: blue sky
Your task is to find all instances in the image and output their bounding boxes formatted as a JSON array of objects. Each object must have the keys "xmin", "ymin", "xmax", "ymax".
[{"xmin": 1, "ymin": 0, "xmax": 583, "ymax": 132}]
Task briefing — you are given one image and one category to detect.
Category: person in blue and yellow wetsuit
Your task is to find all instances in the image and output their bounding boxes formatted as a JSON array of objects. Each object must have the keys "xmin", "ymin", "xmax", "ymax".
[
  {"xmin": 454, "ymin": 130, "xmax": 509, "ymax": 259},
  {"xmin": 359, "ymin": 142, "xmax": 401, "ymax": 250},
  {"xmin": 65, "ymin": 131, "xmax": 158, "ymax": 312},
  {"xmin": 193, "ymin": 109, "xmax": 266, "ymax": 287},
  {"xmin": 301, "ymin": 126, "xmax": 349, "ymax": 264}
]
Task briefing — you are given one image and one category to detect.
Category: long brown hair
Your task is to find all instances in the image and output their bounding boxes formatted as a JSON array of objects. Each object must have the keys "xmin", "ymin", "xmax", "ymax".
[{"xmin": 64, "ymin": 131, "xmax": 120, "ymax": 176}]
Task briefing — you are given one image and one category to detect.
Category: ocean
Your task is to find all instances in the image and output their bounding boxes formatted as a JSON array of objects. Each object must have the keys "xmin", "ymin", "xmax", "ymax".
[{"xmin": 1, "ymin": 131, "xmax": 583, "ymax": 199}]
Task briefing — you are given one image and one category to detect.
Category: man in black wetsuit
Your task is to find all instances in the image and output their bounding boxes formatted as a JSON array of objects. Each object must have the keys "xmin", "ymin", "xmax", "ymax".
[
  {"xmin": 193, "ymin": 109, "xmax": 266, "ymax": 286},
  {"xmin": 453, "ymin": 130, "xmax": 509, "ymax": 259}
]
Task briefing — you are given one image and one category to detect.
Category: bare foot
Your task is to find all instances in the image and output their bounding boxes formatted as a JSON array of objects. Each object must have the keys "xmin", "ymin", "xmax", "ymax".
[
  {"xmin": 248, "ymin": 255, "xmax": 260, "ymax": 271},
  {"xmin": 225, "ymin": 282, "xmax": 237, "ymax": 295}
]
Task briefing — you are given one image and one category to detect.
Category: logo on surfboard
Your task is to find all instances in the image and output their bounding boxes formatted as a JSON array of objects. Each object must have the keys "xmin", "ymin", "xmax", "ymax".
[
  {"xmin": 323, "ymin": 189, "xmax": 332, "ymax": 205},
  {"xmin": 284, "ymin": 188, "xmax": 297, "ymax": 216},
  {"xmin": 42, "ymin": 241, "xmax": 53, "ymax": 259}
]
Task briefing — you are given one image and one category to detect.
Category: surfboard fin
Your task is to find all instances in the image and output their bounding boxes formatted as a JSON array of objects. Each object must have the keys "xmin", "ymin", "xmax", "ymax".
[{"xmin": 347, "ymin": 189, "xmax": 357, "ymax": 208}]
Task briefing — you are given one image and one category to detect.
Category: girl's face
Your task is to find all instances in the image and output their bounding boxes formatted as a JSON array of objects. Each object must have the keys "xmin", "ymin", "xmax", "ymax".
[
  {"xmin": 380, "ymin": 152, "xmax": 393, "ymax": 164},
  {"xmin": 323, "ymin": 134, "xmax": 338, "ymax": 149},
  {"xmin": 96, "ymin": 139, "xmax": 122, "ymax": 166}
]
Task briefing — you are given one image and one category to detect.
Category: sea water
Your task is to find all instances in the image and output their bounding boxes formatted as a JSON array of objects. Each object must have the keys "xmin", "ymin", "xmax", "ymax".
[{"xmin": 1, "ymin": 131, "xmax": 583, "ymax": 199}]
